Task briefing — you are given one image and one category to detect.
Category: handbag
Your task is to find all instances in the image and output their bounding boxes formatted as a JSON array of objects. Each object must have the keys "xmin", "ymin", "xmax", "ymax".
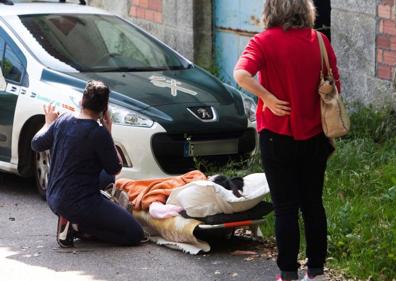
[{"xmin": 316, "ymin": 31, "xmax": 350, "ymax": 138}]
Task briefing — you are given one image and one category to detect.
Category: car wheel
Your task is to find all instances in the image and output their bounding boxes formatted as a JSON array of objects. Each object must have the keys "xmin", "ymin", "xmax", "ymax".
[{"xmin": 34, "ymin": 150, "xmax": 50, "ymax": 200}]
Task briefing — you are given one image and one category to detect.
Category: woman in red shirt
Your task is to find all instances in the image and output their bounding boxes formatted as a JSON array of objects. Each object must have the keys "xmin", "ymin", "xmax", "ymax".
[{"xmin": 234, "ymin": 1, "xmax": 339, "ymax": 281}]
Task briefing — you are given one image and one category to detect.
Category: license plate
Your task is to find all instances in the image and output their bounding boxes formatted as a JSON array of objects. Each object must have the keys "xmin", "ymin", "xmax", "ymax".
[{"xmin": 183, "ymin": 139, "xmax": 238, "ymax": 157}]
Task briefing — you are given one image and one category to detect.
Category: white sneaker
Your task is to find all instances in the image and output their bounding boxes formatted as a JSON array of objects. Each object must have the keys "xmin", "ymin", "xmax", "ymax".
[{"xmin": 300, "ymin": 273, "xmax": 325, "ymax": 281}]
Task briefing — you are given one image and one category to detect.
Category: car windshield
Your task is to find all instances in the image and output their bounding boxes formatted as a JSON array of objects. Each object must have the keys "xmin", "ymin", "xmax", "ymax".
[{"xmin": 18, "ymin": 14, "xmax": 189, "ymax": 72}]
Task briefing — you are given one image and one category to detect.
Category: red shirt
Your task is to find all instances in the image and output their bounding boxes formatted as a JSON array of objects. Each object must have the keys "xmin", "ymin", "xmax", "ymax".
[{"xmin": 235, "ymin": 27, "xmax": 340, "ymax": 140}]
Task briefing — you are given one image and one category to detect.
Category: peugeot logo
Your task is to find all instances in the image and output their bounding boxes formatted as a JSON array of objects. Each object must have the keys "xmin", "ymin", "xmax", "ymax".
[
  {"xmin": 187, "ymin": 106, "xmax": 217, "ymax": 122},
  {"xmin": 197, "ymin": 108, "xmax": 211, "ymax": 119},
  {"xmin": 149, "ymin": 75, "xmax": 198, "ymax": 97}
]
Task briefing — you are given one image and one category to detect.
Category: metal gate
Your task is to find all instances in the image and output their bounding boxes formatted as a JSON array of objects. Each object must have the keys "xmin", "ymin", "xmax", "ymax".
[
  {"xmin": 213, "ymin": 0, "xmax": 264, "ymax": 86},
  {"xmin": 213, "ymin": 0, "xmax": 331, "ymax": 85}
]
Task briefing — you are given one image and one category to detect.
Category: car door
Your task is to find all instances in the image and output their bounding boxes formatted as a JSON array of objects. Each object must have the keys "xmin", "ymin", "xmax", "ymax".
[{"xmin": 0, "ymin": 27, "xmax": 27, "ymax": 162}]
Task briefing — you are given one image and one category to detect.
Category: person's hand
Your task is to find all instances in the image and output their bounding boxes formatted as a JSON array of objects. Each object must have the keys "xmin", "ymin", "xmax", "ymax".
[
  {"xmin": 43, "ymin": 104, "xmax": 59, "ymax": 126},
  {"xmin": 261, "ymin": 94, "xmax": 291, "ymax": 116},
  {"xmin": 233, "ymin": 69, "xmax": 291, "ymax": 116},
  {"xmin": 101, "ymin": 110, "xmax": 112, "ymax": 134}
]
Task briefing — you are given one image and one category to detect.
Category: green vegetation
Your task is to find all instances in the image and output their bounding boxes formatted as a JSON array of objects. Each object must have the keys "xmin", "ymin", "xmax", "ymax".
[
  {"xmin": 203, "ymin": 105, "xmax": 396, "ymax": 281},
  {"xmin": 324, "ymin": 106, "xmax": 396, "ymax": 280}
]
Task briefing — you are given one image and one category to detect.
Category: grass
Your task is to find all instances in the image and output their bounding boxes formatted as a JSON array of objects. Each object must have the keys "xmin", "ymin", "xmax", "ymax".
[
  {"xmin": 324, "ymin": 106, "xmax": 396, "ymax": 280},
  {"xmin": 202, "ymin": 105, "xmax": 396, "ymax": 281}
]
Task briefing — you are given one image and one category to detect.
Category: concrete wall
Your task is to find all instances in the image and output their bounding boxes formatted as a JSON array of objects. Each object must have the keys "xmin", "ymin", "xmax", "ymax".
[
  {"xmin": 88, "ymin": 0, "xmax": 212, "ymax": 69},
  {"xmin": 332, "ymin": 0, "xmax": 395, "ymax": 106},
  {"xmin": 89, "ymin": 0, "xmax": 396, "ymax": 107}
]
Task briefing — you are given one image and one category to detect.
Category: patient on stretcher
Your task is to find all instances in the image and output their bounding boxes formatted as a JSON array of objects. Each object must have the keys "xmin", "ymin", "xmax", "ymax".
[{"xmin": 111, "ymin": 171, "xmax": 272, "ymax": 254}]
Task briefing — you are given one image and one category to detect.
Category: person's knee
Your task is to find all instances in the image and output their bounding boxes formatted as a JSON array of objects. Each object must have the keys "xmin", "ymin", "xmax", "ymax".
[
  {"xmin": 123, "ymin": 223, "xmax": 144, "ymax": 246},
  {"xmin": 301, "ymin": 201, "xmax": 325, "ymax": 216}
]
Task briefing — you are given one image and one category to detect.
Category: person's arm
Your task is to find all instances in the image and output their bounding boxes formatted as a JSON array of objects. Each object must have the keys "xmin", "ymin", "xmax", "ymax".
[
  {"xmin": 233, "ymin": 35, "xmax": 291, "ymax": 117},
  {"xmin": 234, "ymin": 70, "xmax": 291, "ymax": 116},
  {"xmin": 96, "ymin": 110, "xmax": 122, "ymax": 175},
  {"xmin": 31, "ymin": 104, "xmax": 59, "ymax": 152}
]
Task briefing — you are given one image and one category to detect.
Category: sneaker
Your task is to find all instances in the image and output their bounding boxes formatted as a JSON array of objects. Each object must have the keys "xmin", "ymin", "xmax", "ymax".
[
  {"xmin": 276, "ymin": 274, "xmax": 291, "ymax": 281},
  {"xmin": 300, "ymin": 273, "xmax": 325, "ymax": 281},
  {"xmin": 74, "ymin": 231, "xmax": 97, "ymax": 241},
  {"xmin": 56, "ymin": 216, "xmax": 74, "ymax": 248}
]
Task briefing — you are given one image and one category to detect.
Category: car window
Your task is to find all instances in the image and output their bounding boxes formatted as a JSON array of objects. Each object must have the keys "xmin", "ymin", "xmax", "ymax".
[
  {"xmin": 19, "ymin": 14, "xmax": 188, "ymax": 72},
  {"xmin": 3, "ymin": 45, "xmax": 23, "ymax": 83},
  {"xmin": 96, "ymin": 20, "xmax": 168, "ymax": 69}
]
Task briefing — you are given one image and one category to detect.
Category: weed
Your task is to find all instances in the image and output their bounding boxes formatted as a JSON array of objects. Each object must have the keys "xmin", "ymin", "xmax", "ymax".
[{"xmin": 202, "ymin": 105, "xmax": 396, "ymax": 281}]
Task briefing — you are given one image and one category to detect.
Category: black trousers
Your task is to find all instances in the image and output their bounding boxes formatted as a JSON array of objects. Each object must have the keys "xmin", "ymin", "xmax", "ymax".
[
  {"xmin": 259, "ymin": 130, "xmax": 333, "ymax": 280},
  {"xmin": 58, "ymin": 171, "xmax": 144, "ymax": 246},
  {"xmin": 62, "ymin": 194, "xmax": 144, "ymax": 246}
]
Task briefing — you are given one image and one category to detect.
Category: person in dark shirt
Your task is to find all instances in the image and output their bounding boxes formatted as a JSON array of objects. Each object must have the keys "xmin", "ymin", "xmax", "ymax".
[{"xmin": 31, "ymin": 80, "xmax": 144, "ymax": 248}]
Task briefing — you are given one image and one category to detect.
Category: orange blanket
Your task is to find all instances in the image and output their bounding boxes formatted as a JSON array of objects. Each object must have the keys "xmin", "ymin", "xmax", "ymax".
[{"xmin": 115, "ymin": 170, "xmax": 206, "ymax": 211}]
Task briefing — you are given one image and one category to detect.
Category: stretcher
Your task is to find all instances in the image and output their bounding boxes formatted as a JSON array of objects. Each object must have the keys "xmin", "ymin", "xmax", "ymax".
[
  {"xmin": 191, "ymin": 201, "xmax": 273, "ymax": 242},
  {"xmin": 108, "ymin": 172, "xmax": 273, "ymax": 253},
  {"xmin": 197, "ymin": 218, "xmax": 267, "ymax": 230},
  {"xmin": 133, "ymin": 201, "xmax": 273, "ymax": 254}
]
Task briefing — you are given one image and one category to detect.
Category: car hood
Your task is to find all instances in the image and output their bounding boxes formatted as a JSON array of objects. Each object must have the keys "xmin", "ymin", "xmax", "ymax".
[
  {"xmin": 41, "ymin": 67, "xmax": 247, "ymax": 133},
  {"xmin": 65, "ymin": 67, "xmax": 236, "ymax": 107}
]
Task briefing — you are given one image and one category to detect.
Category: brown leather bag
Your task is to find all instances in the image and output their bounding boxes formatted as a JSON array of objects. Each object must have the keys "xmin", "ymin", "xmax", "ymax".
[{"xmin": 317, "ymin": 31, "xmax": 350, "ymax": 138}]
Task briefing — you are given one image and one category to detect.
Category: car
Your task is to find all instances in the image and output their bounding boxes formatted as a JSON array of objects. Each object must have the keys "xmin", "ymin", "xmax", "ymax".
[{"xmin": 0, "ymin": 0, "xmax": 257, "ymax": 199}]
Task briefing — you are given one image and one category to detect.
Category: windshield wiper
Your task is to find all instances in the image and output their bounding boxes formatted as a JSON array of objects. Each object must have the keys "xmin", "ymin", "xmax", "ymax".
[
  {"xmin": 168, "ymin": 64, "xmax": 193, "ymax": 70},
  {"xmin": 83, "ymin": 66, "xmax": 169, "ymax": 72},
  {"xmin": 82, "ymin": 65, "xmax": 192, "ymax": 72}
]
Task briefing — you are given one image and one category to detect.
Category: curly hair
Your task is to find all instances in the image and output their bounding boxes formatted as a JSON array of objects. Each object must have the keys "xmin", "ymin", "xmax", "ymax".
[
  {"xmin": 81, "ymin": 80, "xmax": 110, "ymax": 114},
  {"xmin": 262, "ymin": 0, "xmax": 316, "ymax": 30}
]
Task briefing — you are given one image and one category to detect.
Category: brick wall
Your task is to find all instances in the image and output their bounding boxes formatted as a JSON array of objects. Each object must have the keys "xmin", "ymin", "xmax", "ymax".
[
  {"xmin": 129, "ymin": 0, "xmax": 163, "ymax": 23},
  {"xmin": 377, "ymin": 0, "xmax": 396, "ymax": 80}
]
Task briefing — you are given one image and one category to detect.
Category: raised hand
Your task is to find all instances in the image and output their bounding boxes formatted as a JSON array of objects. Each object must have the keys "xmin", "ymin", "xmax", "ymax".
[{"xmin": 43, "ymin": 103, "xmax": 59, "ymax": 126}]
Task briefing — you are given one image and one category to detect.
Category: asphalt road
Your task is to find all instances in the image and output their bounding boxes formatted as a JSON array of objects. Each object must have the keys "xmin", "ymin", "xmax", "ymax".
[{"xmin": 0, "ymin": 172, "xmax": 278, "ymax": 281}]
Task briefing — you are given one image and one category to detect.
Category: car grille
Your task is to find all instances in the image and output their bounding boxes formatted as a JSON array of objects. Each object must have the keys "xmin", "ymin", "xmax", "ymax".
[{"xmin": 151, "ymin": 129, "xmax": 257, "ymax": 175}]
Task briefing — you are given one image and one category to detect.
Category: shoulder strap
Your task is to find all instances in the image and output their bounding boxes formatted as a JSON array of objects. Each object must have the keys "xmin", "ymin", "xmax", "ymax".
[{"xmin": 316, "ymin": 31, "xmax": 333, "ymax": 79}]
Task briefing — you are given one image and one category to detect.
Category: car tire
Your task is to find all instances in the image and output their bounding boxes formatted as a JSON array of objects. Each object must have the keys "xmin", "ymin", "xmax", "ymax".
[{"xmin": 34, "ymin": 150, "xmax": 50, "ymax": 200}]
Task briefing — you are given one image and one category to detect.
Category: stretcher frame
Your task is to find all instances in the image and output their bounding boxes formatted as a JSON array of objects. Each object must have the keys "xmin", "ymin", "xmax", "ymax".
[{"xmin": 197, "ymin": 218, "xmax": 266, "ymax": 230}]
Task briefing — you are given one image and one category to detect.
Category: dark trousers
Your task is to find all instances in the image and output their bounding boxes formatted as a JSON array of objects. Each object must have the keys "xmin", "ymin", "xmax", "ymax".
[
  {"xmin": 65, "ymin": 195, "xmax": 144, "ymax": 246},
  {"xmin": 259, "ymin": 130, "xmax": 333, "ymax": 280}
]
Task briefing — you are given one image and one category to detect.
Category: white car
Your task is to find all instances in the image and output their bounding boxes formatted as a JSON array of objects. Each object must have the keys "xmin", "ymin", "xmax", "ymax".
[{"xmin": 0, "ymin": 0, "xmax": 257, "ymax": 198}]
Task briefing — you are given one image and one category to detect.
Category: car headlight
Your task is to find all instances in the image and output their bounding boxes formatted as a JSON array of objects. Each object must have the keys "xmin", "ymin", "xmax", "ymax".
[
  {"xmin": 109, "ymin": 103, "xmax": 154, "ymax": 127},
  {"xmin": 241, "ymin": 94, "xmax": 257, "ymax": 123},
  {"xmin": 223, "ymin": 83, "xmax": 257, "ymax": 123}
]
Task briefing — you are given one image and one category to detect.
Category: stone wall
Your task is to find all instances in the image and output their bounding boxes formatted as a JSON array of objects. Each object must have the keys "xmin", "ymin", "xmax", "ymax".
[
  {"xmin": 87, "ymin": 0, "xmax": 212, "ymax": 69},
  {"xmin": 332, "ymin": 0, "xmax": 395, "ymax": 106},
  {"xmin": 89, "ymin": 0, "xmax": 396, "ymax": 107}
]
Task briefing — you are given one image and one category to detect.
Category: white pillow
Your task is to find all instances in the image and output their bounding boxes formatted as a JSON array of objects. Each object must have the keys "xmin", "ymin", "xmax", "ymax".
[{"xmin": 166, "ymin": 173, "xmax": 270, "ymax": 218}]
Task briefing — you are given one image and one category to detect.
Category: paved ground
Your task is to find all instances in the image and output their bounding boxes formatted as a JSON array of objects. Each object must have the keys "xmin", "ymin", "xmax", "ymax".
[{"xmin": 0, "ymin": 172, "xmax": 279, "ymax": 281}]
